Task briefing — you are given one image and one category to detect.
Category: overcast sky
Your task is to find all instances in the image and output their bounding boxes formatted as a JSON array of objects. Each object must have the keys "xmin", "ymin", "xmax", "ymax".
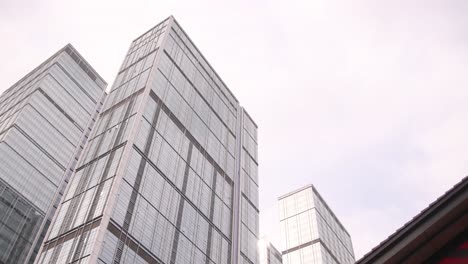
[{"xmin": 2, "ymin": 0, "xmax": 468, "ymax": 259}]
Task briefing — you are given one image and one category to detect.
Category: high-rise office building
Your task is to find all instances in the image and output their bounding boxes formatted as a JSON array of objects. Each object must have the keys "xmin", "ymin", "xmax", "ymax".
[
  {"xmin": 0, "ymin": 44, "xmax": 106, "ymax": 263},
  {"xmin": 278, "ymin": 185, "xmax": 354, "ymax": 264},
  {"xmin": 259, "ymin": 237, "xmax": 282, "ymax": 264},
  {"xmin": 37, "ymin": 16, "xmax": 259, "ymax": 264}
]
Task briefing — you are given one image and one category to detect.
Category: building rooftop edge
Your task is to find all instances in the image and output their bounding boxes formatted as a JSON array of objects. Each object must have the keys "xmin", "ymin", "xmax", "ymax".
[
  {"xmin": 242, "ymin": 108, "xmax": 259, "ymax": 129},
  {"xmin": 278, "ymin": 184, "xmax": 314, "ymax": 200},
  {"xmin": 65, "ymin": 43, "xmax": 108, "ymax": 87},
  {"xmin": 130, "ymin": 16, "xmax": 260, "ymax": 125},
  {"xmin": 311, "ymin": 185, "xmax": 352, "ymax": 238},
  {"xmin": 259, "ymin": 236, "xmax": 282, "ymax": 259},
  {"xmin": 131, "ymin": 16, "xmax": 172, "ymax": 42},
  {"xmin": 278, "ymin": 184, "xmax": 352, "ymax": 238},
  {"xmin": 4, "ymin": 43, "xmax": 107, "ymax": 94},
  {"xmin": 268, "ymin": 241, "xmax": 282, "ymax": 255},
  {"xmin": 170, "ymin": 17, "xmax": 241, "ymax": 105}
]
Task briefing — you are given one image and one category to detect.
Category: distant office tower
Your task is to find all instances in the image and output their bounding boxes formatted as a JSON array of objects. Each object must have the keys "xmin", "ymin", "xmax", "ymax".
[
  {"xmin": 278, "ymin": 185, "xmax": 354, "ymax": 264},
  {"xmin": 0, "ymin": 44, "xmax": 106, "ymax": 263},
  {"xmin": 36, "ymin": 16, "xmax": 259, "ymax": 264},
  {"xmin": 259, "ymin": 237, "xmax": 283, "ymax": 264}
]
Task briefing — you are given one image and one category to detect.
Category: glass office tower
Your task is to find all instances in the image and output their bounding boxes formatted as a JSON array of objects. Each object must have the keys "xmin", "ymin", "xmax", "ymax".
[
  {"xmin": 37, "ymin": 16, "xmax": 259, "ymax": 264},
  {"xmin": 278, "ymin": 185, "xmax": 354, "ymax": 264},
  {"xmin": 0, "ymin": 44, "xmax": 106, "ymax": 263},
  {"xmin": 259, "ymin": 238, "xmax": 282, "ymax": 264}
]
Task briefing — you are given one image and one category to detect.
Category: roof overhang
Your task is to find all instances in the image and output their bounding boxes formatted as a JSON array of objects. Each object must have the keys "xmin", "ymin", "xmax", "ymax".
[{"xmin": 357, "ymin": 176, "xmax": 468, "ymax": 264}]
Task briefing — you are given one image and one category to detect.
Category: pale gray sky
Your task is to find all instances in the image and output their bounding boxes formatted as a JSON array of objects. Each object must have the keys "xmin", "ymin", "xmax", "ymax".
[{"xmin": 2, "ymin": 0, "xmax": 468, "ymax": 259}]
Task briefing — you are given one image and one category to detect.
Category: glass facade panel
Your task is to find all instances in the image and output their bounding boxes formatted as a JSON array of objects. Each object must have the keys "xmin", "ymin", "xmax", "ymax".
[
  {"xmin": 279, "ymin": 186, "xmax": 355, "ymax": 264},
  {"xmin": 0, "ymin": 44, "xmax": 106, "ymax": 263},
  {"xmin": 37, "ymin": 16, "xmax": 258, "ymax": 264},
  {"xmin": 259, "ymin": 238, "xmax": 283, "ymax": 264}
]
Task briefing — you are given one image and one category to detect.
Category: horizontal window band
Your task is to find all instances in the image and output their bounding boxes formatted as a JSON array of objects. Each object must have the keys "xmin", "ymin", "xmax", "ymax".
[{"xmin": 42, "ymin": 218, "xmax": 101, "ymax": 249}]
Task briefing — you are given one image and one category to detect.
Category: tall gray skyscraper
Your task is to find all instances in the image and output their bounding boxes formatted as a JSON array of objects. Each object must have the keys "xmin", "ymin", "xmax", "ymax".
[
  {"xmin": 278, "ymin": 185, "xmax": 354, "ymax": 264},
  {"xmin": 37, "ymin": 16, "xmax": 259, "ymax": 264},
  {"xmin": 259, "ymin": 237, "xmax": 283, "ymax": 264},
  {"xmin": 0, "ymin": 44, "xmax": 106, "ymax": 263}
]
